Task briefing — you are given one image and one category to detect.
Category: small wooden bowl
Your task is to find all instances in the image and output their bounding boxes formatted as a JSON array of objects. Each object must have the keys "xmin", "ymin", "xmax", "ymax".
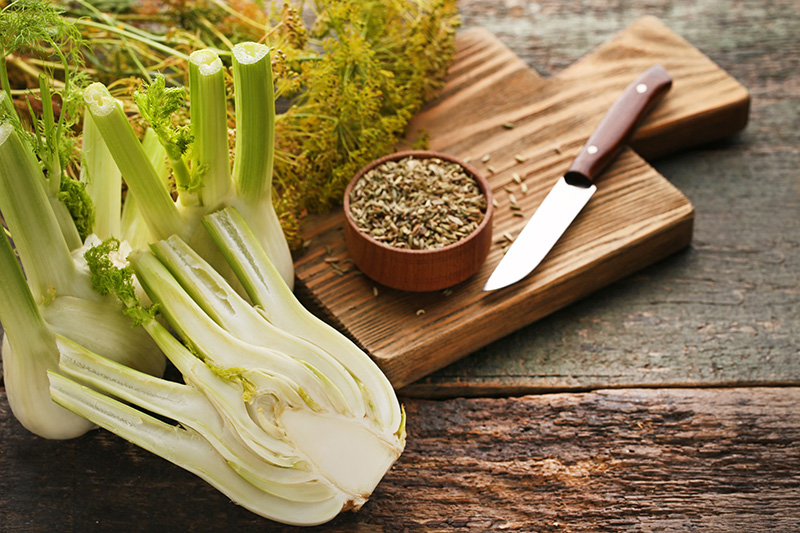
[{"xmin": 343, "ymin": 150, "xmax": 494, "ymax": 292}]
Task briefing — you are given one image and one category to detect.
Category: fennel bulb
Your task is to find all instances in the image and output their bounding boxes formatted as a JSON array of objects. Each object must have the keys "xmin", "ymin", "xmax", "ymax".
[
  {"xmin": 49, "ymin": 207, "xmax": 405, "ymax": 526},
  {"xmin": 0, "ymin": 122, "xmax": 165, "ymax": 439}
]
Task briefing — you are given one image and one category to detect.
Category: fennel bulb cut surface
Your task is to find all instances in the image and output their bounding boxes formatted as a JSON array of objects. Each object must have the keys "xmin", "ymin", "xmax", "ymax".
[{"xmin": 50, "ymin": 207, "xmax": 405, "ymax": 525}]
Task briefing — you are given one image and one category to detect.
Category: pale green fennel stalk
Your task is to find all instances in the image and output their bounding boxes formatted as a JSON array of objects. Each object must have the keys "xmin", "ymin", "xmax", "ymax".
[{"xmin": 83, "ymin": 42, "xmax": 294, "ymax": 290}]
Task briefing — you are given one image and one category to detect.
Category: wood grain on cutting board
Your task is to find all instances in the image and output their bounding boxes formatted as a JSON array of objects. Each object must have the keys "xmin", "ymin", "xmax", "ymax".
[{"xmin": 294, "ymin": 16, "xmax": 750, "ymax": 389}]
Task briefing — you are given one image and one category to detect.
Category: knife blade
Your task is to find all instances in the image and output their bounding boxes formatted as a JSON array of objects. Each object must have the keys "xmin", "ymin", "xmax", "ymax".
[{"xmin": 483, "ymin": 64, "xmax": 673, "ymax": 291}]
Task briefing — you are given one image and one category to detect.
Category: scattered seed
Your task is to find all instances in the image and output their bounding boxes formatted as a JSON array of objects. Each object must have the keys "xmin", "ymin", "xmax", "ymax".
[
  {"xmin": 503, "ymin": 231, "xmax": 514, "ymax": 242},
  {"xmin": 521, "ymin": 183, "xmax": 528, "ymax": 194},
  {"xmin": 512, "ymin": 172, "xmax": 521, "ymax": 184},
  {"xmin": 416, "ymin": 309, "xmax": 426, "ymax": 316},
  {"xmin": 487, "ymin": 165, "xmax": 496, "ymax": 174},
  {"xmin": 481, "ymin": 154, "xmax": 491, "ymax": 163},
  {"xmin": 492, "ymin": 198, "xmax": 499, "ymax": 208},
  {"xmin": 509, "ymin": 193, "xmax": 518, "ymax": 205},
  {"xmin": 373, "ymin": 286, "xmax": 379, "ymax": 297},
  {"xmin": 503, "ymin": 122, "xmax": 515, "ymax": 129},
  {"xmin": 442, "ymin": 288, "xmax": 453, "ymax": 296},
  {"xmin": 514, "ymin": 154, "xmax": 526, "ymax": 163}
]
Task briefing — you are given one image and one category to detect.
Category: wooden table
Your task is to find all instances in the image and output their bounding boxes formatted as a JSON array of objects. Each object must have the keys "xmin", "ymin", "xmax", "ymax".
[{"xmin": 2, "ymin": 0, "xmax": 798, "ymax": 530}]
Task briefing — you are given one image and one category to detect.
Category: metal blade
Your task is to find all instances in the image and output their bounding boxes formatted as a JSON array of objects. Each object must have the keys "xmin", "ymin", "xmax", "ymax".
[{"xmin": 483, "ymin": 177, "xmax": 597, "ymax": 291}]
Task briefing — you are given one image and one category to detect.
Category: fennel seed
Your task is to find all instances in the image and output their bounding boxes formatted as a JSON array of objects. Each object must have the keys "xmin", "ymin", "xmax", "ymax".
[
  {"xmin": 330, "ymin": 263, "xmax": 347, "ymax": 276},
  {"xmin": 349, "ymin": 156, "xmax": 486, "ymax": 250}
]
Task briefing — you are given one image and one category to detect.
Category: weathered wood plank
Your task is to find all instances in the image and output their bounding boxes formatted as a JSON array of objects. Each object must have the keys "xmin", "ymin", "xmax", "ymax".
[
  {"xmin": 294, "ymin": 16, "xmax": 750, "ymax": 389},
  {"xmin": 2, "ymin": 387, "xmax": 798, "ymax": 531}
]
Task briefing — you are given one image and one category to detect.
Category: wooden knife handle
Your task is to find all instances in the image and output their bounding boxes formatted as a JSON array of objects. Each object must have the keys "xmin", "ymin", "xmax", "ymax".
[{"xmin": 565, "ymin": 65, "xmax": 672, "ymax": 186}]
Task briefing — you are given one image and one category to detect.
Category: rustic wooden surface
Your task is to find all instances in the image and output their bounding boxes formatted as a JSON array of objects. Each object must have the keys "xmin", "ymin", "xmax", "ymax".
[
  {"xmin": 2, "ymin": 387, "xmax": 799, "ymax": 531},
  {"xmin": 294, "ymin": 16, "xmax": 750, "ymax": 389},
  {"xmin": 1, "ymin": 0, "xmax": 799, "ymax": 530}
]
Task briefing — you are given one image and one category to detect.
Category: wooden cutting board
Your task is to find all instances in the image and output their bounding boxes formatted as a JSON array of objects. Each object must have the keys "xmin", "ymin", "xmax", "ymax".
[{"xmin": 293, "ymin": 16, "xmax": 750, "ymax": 389}]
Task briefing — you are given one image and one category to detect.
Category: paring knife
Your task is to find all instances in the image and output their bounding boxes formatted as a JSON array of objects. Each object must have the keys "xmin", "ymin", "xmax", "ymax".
[{"xmin": 483, "ymin": 65, "xmax": 673, "ymax": 291}]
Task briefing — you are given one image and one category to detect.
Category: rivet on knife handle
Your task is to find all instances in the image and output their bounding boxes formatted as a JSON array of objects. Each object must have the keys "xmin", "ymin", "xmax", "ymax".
[
  {"xmin": 565, "ymin": 65, "xmax": 673, "ymax": 186},
  {"xmin": 483, "ymin": 65, "xmax": 673, "ymax": 292}
]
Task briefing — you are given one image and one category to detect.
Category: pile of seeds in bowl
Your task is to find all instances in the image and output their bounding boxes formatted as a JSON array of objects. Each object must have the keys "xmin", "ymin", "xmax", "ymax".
[{"xmin": 348, "ymin": 156, "xmax": 486, "ymax": 250}]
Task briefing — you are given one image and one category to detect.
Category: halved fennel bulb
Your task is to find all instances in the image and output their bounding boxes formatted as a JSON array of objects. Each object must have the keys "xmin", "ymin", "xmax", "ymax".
[{"xmin": 49, "ymin": 207, "xmax": 405, "ymax": 526}]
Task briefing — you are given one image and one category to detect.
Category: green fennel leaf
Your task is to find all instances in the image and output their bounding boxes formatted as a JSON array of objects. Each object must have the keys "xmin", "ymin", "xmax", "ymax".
[
  {"xmin": 83, "ymin": 237, "xmax": 157, "ymax": 326},
  {"xmin": 58, "ymin": 175, "xmax": 95, "ymax": 241},
  {"xmin": 133, "ymin": 74, "xmax": 193, "ymax": 163}
]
